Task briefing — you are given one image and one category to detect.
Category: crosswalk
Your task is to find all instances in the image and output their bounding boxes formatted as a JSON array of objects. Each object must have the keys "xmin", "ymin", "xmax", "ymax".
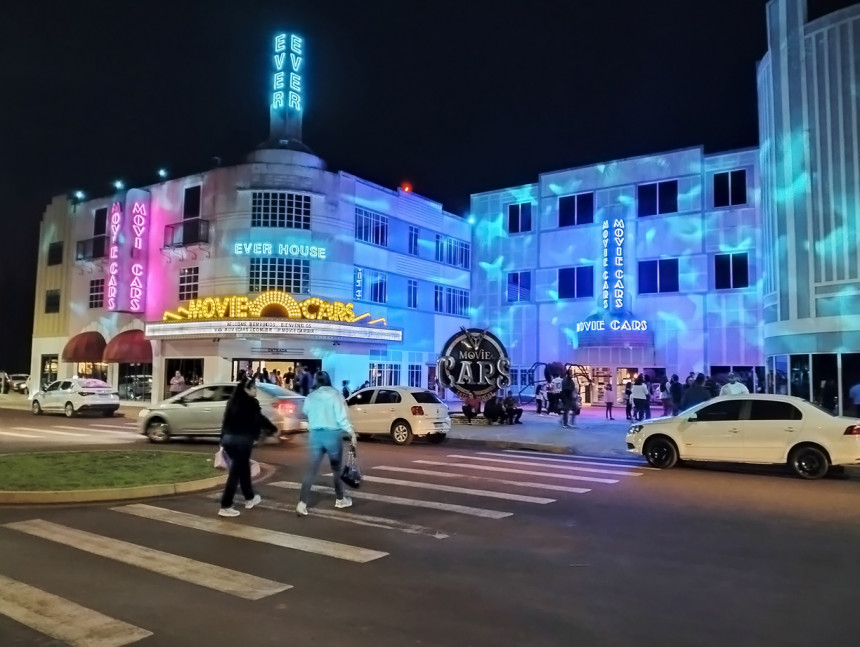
[
  {"xmin": 0, "ymin": 448, "xmax": 649, "ymax": 644},
  {"xmin": 0, "ymin": 420, "xmax": 142, "ymax": 444}
]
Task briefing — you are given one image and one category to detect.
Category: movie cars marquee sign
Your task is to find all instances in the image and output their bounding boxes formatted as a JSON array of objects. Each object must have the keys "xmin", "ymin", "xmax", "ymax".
[{"xmin": 437, "ymin": 327, "xmax": 512, "ymax": 401}]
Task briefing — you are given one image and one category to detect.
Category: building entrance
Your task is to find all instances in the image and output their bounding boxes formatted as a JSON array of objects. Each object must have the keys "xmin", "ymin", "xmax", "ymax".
[
  {"xmin": 231, "ymin": 358, "xmax": 323, "ymax": 386},
  {"xmin": 577, "ymin": 365, "xmax": 667, "ymax": 406}
]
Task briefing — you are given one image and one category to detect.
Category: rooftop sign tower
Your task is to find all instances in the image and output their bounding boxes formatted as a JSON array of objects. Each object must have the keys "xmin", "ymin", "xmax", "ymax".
[{"xmin": 268, "ymin": 32, "xmax": 305, "ymax": 149}]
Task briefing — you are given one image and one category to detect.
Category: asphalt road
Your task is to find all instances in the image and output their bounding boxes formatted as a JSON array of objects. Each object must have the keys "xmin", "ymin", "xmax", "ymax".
[{"xmin": 1, "ymin": 429, "xmax": 859, "ymax": 647}]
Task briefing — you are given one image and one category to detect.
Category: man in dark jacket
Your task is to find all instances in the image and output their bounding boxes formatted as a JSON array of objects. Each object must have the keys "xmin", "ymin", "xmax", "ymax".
[
  {"xmin": 560, "ymin": 369, "xmax": 577, "ymax": 428},
  {"xmin": 680, "ymin": 374, "xmax": 712, "ymax": 412},
  {"xmin": 503, "ymin": 391, "xmax": 523, "ymax": 424},
  {"xmin": 669, "ymin": 374, "xmax": 683, "ymax": 415}
]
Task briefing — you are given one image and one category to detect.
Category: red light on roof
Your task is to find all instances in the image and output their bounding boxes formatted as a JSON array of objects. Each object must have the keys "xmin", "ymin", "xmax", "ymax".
[{"xmin": 401, "ymin": 182, "xmax": 412, "ymax": 193}]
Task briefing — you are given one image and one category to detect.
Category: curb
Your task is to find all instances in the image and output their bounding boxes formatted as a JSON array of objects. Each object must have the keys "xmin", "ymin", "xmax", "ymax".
[{"xmin": 445, "ymin": 436, "xmax": 632, "ymax": 458}]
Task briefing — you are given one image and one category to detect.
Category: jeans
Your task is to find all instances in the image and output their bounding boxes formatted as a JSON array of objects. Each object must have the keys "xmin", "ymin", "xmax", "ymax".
[
  {"xmin": 561, "ymin": 407, "xmax": 575, "ymax": 427},
  {"xmin": 299, "ymin": 429, "xmax": 345, "ymax": 503},
  {"xmin": 633, "ymin": 398, "xmax": 647, "ymax": 421},
  {"xmin": 605, "ymin": 402, "xmax": 614, "ymax": 419},
  {"xmin": 220, "ymin": 437, "xmax": 254, "ymax": 508}
]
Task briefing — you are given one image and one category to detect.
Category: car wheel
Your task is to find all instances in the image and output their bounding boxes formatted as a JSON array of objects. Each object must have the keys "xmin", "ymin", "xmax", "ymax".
[
  {"xmin": 357, "ymin": 434, "xmax": 371, "ymax": 441},
  {"xmin": 427, "ymin": 433, "xmax": 447, "ymax": 444},
  {"xmin": 789, "ymin": 445, "xmax": 829, "ymax": 480},
  {"xmin": 31, "ymin": 400, "xmax": 42, "ymax": 415},
  {"xmin": 64, "ymin": 402, "xmax": 76, "ymax": 418},
  {"xmin": 390, "ymin": 420, "xmax": 413, "ymax": 445},
  {"xmin": 644, "ymin": 437, "xmax": 678, "ymax": 469},
  {"xmin": 146, "ymin": 420, "xmax": 170, "ymax": 443}
]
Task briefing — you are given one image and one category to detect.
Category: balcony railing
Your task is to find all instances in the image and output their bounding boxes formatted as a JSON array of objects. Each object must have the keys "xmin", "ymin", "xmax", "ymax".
[
  {"xmin": 164, "ymin": 218, "xmax": 210, "ymax": 248},
  {"xmin": 76, "ymin": 235, "xmax": 107, "ymax": 262}
]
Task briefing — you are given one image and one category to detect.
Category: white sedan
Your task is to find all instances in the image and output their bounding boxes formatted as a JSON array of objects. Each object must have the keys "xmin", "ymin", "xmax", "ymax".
[
  {"xmin": 31, "ymin": 378, "xmax": 120, "ymax": 417},
  {"xmin": 626, "ymin": 394, "xmax": 860, "ymax": 479}
]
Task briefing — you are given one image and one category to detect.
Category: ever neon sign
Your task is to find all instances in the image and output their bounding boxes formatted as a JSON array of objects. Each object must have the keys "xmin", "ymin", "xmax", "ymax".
[{"xmin": 273, "ymin": 33, "xmax": 303, "ymax": 112}]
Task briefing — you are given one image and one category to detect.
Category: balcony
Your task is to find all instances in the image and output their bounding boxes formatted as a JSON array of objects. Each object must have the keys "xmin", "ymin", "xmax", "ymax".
[
  {"xmin": 164, "ymin": 218, "xmax": 210, "ymax": 248},
  {"xmin": 76, "ymin": 235, "xmax": 107, "ymax": 262}
]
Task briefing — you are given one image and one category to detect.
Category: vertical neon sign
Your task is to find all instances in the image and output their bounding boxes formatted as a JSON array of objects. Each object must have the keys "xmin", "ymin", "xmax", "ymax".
[
  {"xmin": 107, "ymin": 188, "xmax": 151, "ymax": 313},
  {"xmin": 601, "ymin": 216, "xmax": 625, "ymax": 311},
  {"xmin": 273, "ymin": 33, "xmax": 303, "ymax": 112},
  {"xmin": 107, "ymin": 202, "xmax": 122, "ymax": 311},
  {"xmin": 128, "ymin": 195, "xmax": 149, "ymax": 312}
]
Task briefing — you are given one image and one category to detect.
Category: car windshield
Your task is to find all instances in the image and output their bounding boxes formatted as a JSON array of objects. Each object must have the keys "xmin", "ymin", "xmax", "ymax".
[
  {"xmin": 77, "ymin": 379, "xmax": 111, "ymax": 389},
  {"xmin": 256, "ymin": 383, "xmax": 292, "ymax": 397},
  {"xmin": 411, "ymin": 391, "xmax": 443, "ymax": 404}
]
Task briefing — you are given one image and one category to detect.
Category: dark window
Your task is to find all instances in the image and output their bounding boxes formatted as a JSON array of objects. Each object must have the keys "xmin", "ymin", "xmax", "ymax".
[
  {"xmin": 695, "ymin": 400, "xmax": 744, "ymax": 422},
  {"xmin": 731, "ymin": 170, "xmax": 747, "ymax": 206},
  {"xmin": 639, "ymin": 259, "xmax": 679, "ymax": 294},
  {"xmin": 412, "ymin": 391, "xmax": 443, "ymax": 404},
  {"xmin": 507, "ymin": 271, "xmax": 531, "ymax": 302},
  {"xmin": 45, "ymin": 289, "xmax": 60, "ymax": 313},
  {"xmin": 47, "ymin": 242, "xmax": 63, "ymax": 266},
  {"xmin": 714, "ymin": 172, "xmax": 730, "ymax": 208},
  {"xmin": 558, "ymin": 192, "xmax": 594, "ymax": 227},
  {"xmin": 347, "ymin": 390, "xmax": 374, "ymax": 406},
  {"xmin": 714, "ymin": 253, "xmax": 749, "ymax": 289},
  {"xmin": 638, "ymin": 260, "xmax": 658, "ymax": 294},
  {"xmin": 558, "ymin": 266, "xmax": 593, "ymax": 299},
  {"xmin": 576, "ymin": 265, "xmax": 594, "ymax": 298},
  {"xmin": 714, "ymin": 170, "xmax": 747, "ymax": 208},
  {"xmin": 375, "ymin": 389, "xmax": 402, "ymax": 404},
  {"xmin": 659, "ymin": 258, "xmax": 679, "ymax": 292},
  {"xmin": 749, "ymin": 400, "xmax": 802, "ymax": 421},
  {"xmin": 638, "ymin": 183, "xmax": 657, "ymax": 217},
  {"xmin": 508, "ymin": 203, "xmax": 532, "ymax": 234},
  {"xmin": 638, "ymin": 180, "xmax": 678, "ymax": 217},
  {"xmin": 88, "ymin": 279, "xmax": 104, "ymax": 309},
  {"xmin": 94, "ymin": 208, "xmax": 108, "ymax": 236},
  {"xmin": 183, "ymin": 186, "xmax": 201, "ymax": 220}
]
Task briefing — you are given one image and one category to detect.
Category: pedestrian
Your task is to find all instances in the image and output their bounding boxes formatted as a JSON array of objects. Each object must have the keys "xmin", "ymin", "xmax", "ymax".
[
  {"xmin": 503, "ymin": 391, "xmax": 523, "ymax": 424},
  {"xmin": 535, "ymin": 383, "xmax": 548, "ymax": 415},
  {"xmin": 631, "ymin": 376, "xmax": 649, "ymax": 422},
  {"xmin": 296, "ymin": 371, "xmax": 357, "ymax": 516},
  {"xmin": 624, "ymin": 382, "xmax": 633, "ymax": 420},
  {"xmin": 169, "ymin": 370, "xmax": 186, "ymax": 397},
  {"xmin": 560, "ymin": 368, "xmax": 577, "ymax": 428},
  {"xmin": 218, "ymin": 377, "xmax": 277, "ymax": 518},
  {"xmin": 462, "ymin": 391, "xmax": 481, "ymax": 423},
  {"xmin": 660, "ymin": 380, "xmax": 673, "ymax": 416},
  {"xmin": 669, "ymin": 374, "xmax": 683, "ymax": 416},
  {"xmin": 604, "ymin": 383, "xmax": 615, "ymax": 420},
  {"xmin": 342, "ymin": 380, "xmax": 350, "ymax": 399},
  {"xmin": 681, "ymin": 373, "xmax": 713, "ymax": 410},
  {"xmin": 720, "ymin": 372, "xmax": 750, "ymax": 396}
]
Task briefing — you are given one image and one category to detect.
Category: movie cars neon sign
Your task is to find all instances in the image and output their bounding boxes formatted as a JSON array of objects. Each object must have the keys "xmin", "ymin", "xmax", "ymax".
[
  {"xmin": 437, "ymin": 327, "xmax": 512, "ymax": 401},
  {"xmin": 602, "ymin": 217, "xmax": 625, "ymax": 311}
]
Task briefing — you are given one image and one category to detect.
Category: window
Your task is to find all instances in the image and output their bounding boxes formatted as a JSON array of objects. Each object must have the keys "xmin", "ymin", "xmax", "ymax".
[
  {"xmin": 47, "ymin": 242, "xmax": 63, "ymax": 266},
  {"xmin": 638, "ymin": 180, "xmax": 678, "ymax": 217},
  {"xmin": 347, "ymin": 390, "xmax": 373, "ymax": 406},
  {"xmin": 638, "ymin": 259, "xmax": 679, "ymax": 294},
  {"xmin": 558, "ymin": 192, "xmax": 595, "ymax": 227},
  {"xmin": 179, "ymin": 266, "xmax": 199, "ymax": 300},
  {"xmin": 507, "ymin": 271, "xmax": 531, "ymax": 302},
  {"xmin": 407, "ymin": 279, "xmax": 418, "ymax": 309},
  {"xmin": 45, "ymin": 289, "xmax": 60, "ymax": 313},
  {"xmin": 249, "ymin": 258, "xmax": 310, "ymax": 294},
  {"xmin": 694, "ymin": 400, "xmax": 744, "ymax": 422},
  {"xmin": 251, "ymin": 191, "xmax": 311, "ymax": 229},
  {"xmin": 375, "ymin": 389, "xmax": 402, "ymax": 404},
  {"xmin": 508, "ymin": 203, "xmax": 532, "ymax": 234},
  {"xmin": 88, "ymin": 279, "xmax": 104, "ymax": 309},
  {"xmin": 714, "ymin": 253, "xmax": 749, "ymax": 290},
  {"xmin": 367, "ymin": 270, "xmax": 387, "ymax": 304},
  {"xmin": 713, "ymin": 170, "xmax": 747, "ymax": 208},
  {"xmin": 434, "ymin": 285, "xmax": 469, "ymax": 316},
  {"xmin": 434, "ymin": 285, "xmax": 444, "ymax": 312},
  {"xmin": 183, "ymin": 186, "xmax": 201, "ymax": 219},
  {"xmin": 355, "ymin": 208, "xmax": 389, "ymax": 247},
  {"xmin": 94, "ymin": 207, "xmax": 108, "ymax": 236},
  {"xmin": 369, "ymin": 363, "xmax": 401, "ymax": 386},
  {"xmin": 558, "ymin": 266, "xmax": 594, "ymax": 299},
  {"xmin": 408, "ymin": 364, "xmax": 422, "ymax": 388},
  {"xmin": 749, "ymin": 400, "xmax": 802, "ymax": 421},
  {"xmin": 408, "ymin": 226, "xmax": 419, "ymax": 256},
  {"xmin": 435, "ymin": 235, "xmax": 471, "ymax": 269}
]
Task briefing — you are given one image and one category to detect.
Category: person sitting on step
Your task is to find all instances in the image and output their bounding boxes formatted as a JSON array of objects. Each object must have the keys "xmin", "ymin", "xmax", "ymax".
[
  {"xmin": 503, "ymin": 391, "xmax": 524, "ymax": 424},
  {"xmin": 462, "ymin": 391, "xmax": 481, "ymax": 424}
]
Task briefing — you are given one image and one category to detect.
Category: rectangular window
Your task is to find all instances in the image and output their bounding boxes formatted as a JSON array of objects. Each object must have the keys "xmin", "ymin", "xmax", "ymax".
[
  {"xmin": 638, "ymin": 258, "xmax": 679, "ymax": 294},
  {"xmin": 638, "ymin": 180, "xmax": 678, "ymax": 217},
  {"xmin": 88, "ymin": 279, "xmax": 104, "ymax": 309},
  {"xmin": 434, "ymin": 285, "xmax": 444, "ymax": 313},
  {"xmin": 558, "ymin": 265, "xmax": 594, "ymax": 299},
  {"xmin": 47, "ymin": 242, "xmax": 63, "ymax": 266},
  {"xmin": 713, "ymin": 169, "xmax": 747, "ymax": 208},
  {"xmin": 251, "ymin": 191, "xmax": 311, "ymax": 229},
  {"xmin": 408, "ymin": 226, "xmax": 419, "ymax": 256},
  {"xmin": 507, "ymin": 271, "xmax": 531, "ymax": 302},
  {"xmin": 433, "ymin": 285, "xmax": 469, "ymax": 316},
  {"xmin": 408, "ymin": 364, "xmax": 422, "ymax": 388},
  {"xmin": 507, "ymin": 203, "xmax": 532, "ymax": 234},
  {"xmin": 249, "ymin": 258, "xmax": 310, "ymax": 294},
  {"xmin": 94, "ymin": 207, "xmax": 108, "ymax": 236},
  {"xmin": 435, "ymin": 234, "xmax": 470, "ymax": 269},
  {"xmin": 179, "ymin": 266, "xmax": 199, "ymax": 300},
  {"xmin": 714, "ymin": 253, "xmax": 750, "ymax": 289},
  {"xmin": 45, "ymin": 289, "xmax": 60, "ymax": 314},
  {"xmin": 354, "ymin": 207, "xmax": 389, "ymax": 247},
  {"xmin": 407, "ymin": 279, "xmax": 418, "ymax": 309},
  {"xmin": 369, "ymin": 362, "xmax": 401, "ymax": 387},
  {"xmin": 558, "ymin": 192, "xmax": 595, "ymax": 227},
  {"xmin": 183, "ymin": 186, "xmax": 201, "ymax": 220},
  {"xmin": 368, "ymin": 270, "xmax": 387, "ymax": 304}
]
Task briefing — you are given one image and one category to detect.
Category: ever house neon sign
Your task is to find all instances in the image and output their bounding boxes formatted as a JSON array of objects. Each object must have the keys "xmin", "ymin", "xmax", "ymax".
[{"xmin": 234, "ymin": 242, "xmax": 326, "ymax": 259}]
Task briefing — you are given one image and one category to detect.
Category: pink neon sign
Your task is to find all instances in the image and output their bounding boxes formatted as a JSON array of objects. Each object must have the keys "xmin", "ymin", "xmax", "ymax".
[
  {"xmin": 107, "ymin": 202, "xmax": 122, "ymax": 311},
  {"xmin": 108, "ymin": 189, "xmax": 150, "ymax": 313}
]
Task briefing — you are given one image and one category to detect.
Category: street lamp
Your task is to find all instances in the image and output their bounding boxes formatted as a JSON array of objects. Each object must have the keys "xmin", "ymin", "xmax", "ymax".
[
  {"xmin": 113, "ymin": 180, "xmax": 125, "ymax": 191},
  {"xmin": 157, "ymin": 168, "xmax": 168, "ymax": 179}
]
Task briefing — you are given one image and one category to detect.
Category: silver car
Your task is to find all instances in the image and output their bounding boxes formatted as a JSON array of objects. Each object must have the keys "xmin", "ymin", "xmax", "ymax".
[{"xmin": 139, "ymin": 382, "xmax": 307, "ymax": 443}]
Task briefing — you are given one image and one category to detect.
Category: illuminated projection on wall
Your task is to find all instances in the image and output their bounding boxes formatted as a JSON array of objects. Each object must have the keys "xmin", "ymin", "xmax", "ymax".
[
  {"xmin": 272, "ymin": 33, "xmax": 303, "ymax": 112},
  {"xmin": 233, "ymin": 242, "xmax": 326, "ymax": 259},
  {"xmin": 106, "ymin": 189, "xmax": 151, "ymax": 313}
]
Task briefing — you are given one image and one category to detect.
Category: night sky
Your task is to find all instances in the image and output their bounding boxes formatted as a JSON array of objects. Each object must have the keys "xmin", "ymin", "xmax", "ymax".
[{"xmin": 0, "ymin": 0, "xmax": 855, "ymax": 372}]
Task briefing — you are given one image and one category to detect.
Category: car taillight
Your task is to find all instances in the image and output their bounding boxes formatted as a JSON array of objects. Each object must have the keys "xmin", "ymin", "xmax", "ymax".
[
  {"xmin": 276, "ymin": 401, "xmax": 296, "ymax": 415},
  {"xmin": 844, "ymin": 425, "xmax": 860, "ymax": 436},
  {"xmin": 79, "ymin": 391, "xmax": 93, "ymax": 396},
  {"xmin": 411, "ymin": 406, "xmax": 424, "ymax": 415}
]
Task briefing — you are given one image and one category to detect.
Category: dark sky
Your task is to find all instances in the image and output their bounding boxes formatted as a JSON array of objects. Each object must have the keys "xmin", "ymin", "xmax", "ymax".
[{"xmin": 0, "ymin": 0, "xmax": 855, "ymax": 371}]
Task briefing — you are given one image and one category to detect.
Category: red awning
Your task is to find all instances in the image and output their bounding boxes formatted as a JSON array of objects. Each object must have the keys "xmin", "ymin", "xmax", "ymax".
[
  {"xmin": 103, "ymin": 330, "xmax": 153, "ymax": 364},
  {"xmin": 61, "ymin": 331, "xmax": 107, "ymax": 363}
]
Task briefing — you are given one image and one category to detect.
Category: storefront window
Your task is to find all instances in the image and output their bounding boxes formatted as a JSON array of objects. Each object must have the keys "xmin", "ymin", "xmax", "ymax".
[
  {"xmin": 118, "ymin": 362, "xmax": 153, "ymax": 401},
  {"xmin": 811, "ymin": 354, "xmax": 838, "ymax": 413},
  {"xmin": 164, "ymin": 358, "xmax": 204, "ymax": 398},
  {"xmin": 773, "ymin": 355, "xmax": 788, "ymax": 394},
  {"xmin": 841, "ymin": 353, "xmax": 860, "ymax": 418},
  {"xmin": 754, "ymin": 366, "xmax": 766, "ymax": 393},
  {"xmin": 766, "ymin": 356, "xmax": 775, "ymax": 393},
  {"xmin": 76, "ymin": 362, "xmax": 107, "ymax": 381},
  {"xmin": 789, "ymin": 354, "xmax": 810, "ymax": 401},
  {"xmin": 40, "ymin": 355, "xmax": 58, "ymax": 390},
  {"xmin": 370, "ymin": 362, "xmax": 401, "ymax": 387}
]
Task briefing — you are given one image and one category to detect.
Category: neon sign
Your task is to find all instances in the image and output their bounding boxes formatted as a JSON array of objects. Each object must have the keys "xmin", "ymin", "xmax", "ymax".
[
  {"xmin": 576, "ymin": 319, "xmax": 648, "ymax": 333},
  {"xmin": 353, "ymin": 267, "xmax": 363, "ymax": 300},
  {"xmin": 233, "ymin": 242, "xmax": 326, "ymax": 259},
  {"xmin": 107, "ymin": 202, "xmax": 122, "ymax": 311},
  {"xmin": 273, "ymin": 33, "xmax": 303, "ymax": 112},
  {"xmin": 602, "ymin": 217, "xmax": 625, "ymax": 311}
]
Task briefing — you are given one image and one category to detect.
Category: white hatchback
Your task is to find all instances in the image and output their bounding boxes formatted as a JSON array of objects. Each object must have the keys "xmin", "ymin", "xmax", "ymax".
[
  {"xmin": 31, "ymin": 378, "xmax": 120, "ymax": 418},
  {"xmin": 626, "ymin": 394, "xmax": 860, "ymax": 479},
  {"xmin": 346, "ymin": 387, "xmax": 451, "ymax": 445}
]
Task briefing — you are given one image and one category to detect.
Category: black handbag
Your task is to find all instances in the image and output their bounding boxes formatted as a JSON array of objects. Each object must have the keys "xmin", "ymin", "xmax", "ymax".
[{"xmin": 340, "ymin": 445, "xmax": 362, "ymax": 489}]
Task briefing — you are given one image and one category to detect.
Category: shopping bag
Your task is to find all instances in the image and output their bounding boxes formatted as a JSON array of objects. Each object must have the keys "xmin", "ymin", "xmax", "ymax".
[
  {"xmin": 340, "ymin": 445, "xmax": 362, "ymax": 489},
  {"xmin": 214, "ymin": 447, "xmax": 231, "ymax": 470},
  {"xmin": 250, "ymin": 460, "xmax": 261, "ymax": 478}
]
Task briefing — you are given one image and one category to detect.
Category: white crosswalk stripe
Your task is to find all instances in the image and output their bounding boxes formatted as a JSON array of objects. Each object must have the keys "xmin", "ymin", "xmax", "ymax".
[
  {"xmin": 0, "ymin": 423, "xmax": 142, "ymax": 443},
  {"xmin": 0, "ymin": 430, "xmax": 49, "ymax": 439},
  {"xmin": 0, "ymin": 573, "xmax": 153, "ymax": 647},
  {"xmin": 371, "ymin": 465, "xmax": 592, "ymax": 494},
  {"xmin": 503, "ymin": 449, "xmax": 646, "ymax": 465},
  {"xmin": 352, "ymin": 475, "xmax": 555, "ymax": 504},
  {"xmin": 13, "ymin": 426, "xmax": 88, "ymax": 437},
  {"xmin": 413, "ymin": 459, "xmax": 620, "ymax": 483},
  {"xmin": 445, "ymin": 454, "xmax": 643, "ymax": 476},
  {"xmin": 477, "ymin": 451, "xmax": 659, "ymax": 471}
]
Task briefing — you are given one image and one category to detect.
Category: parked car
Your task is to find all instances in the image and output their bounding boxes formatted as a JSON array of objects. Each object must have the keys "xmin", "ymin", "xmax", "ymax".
[
  {"xmin": 31, "ymin": 378, "xmax": 120, "ymax": 417},
  {"xmin": 139, "ymin": 381, "xmax": 307, "ymax": 443},
  {"xmin": 118, "ymin": 375, "xmax": 153, "ymax": 401},
  {"xmin": 346, "ymin": 386, "xmax": 451, "ymax": 445},
  {"xmin": 9, "ymin": 374, "xmax": 30, "ymax": 394},
  {"xmin": 626, "ymin": 393, "xmax": 860, "ymax": 479}
]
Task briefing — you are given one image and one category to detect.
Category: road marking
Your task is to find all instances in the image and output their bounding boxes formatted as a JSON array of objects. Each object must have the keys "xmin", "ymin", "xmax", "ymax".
[
  {"xmin": 446, "ymin": 454, "xmax": 642, "ymax": 476},
  {"xmin": 503, "ymin": 449, "xmax": 647, "ymax": 465},
  {"xmin": 12, "ymin": 426, "xmax": 89, "ymax": 437},
  {"xmin": 353, "ymin": 475, "xmax": 555, "ymax": 504},
  {"xmin": 0, "ymin": 431, "xmax": 51, "ymax": 439},
  {"xmin": 91, "ymin": 424, "xmax": 138, "ymax": 431},
  {"xmin": 478, "ymin": 451, "xmax": 658, "ymax": 471},
  {"xmin": 0, "ymin": 573, "xmax": 153, "ymax": 647},
  {"xmin": 113, "ymin": 504, "xmax": 388, "ymax": 563},
  {"xmin": 268, "ymin": 481, "xmax": 513, "ymax": 519},
  {"xmin": 5, "ymin": 519, "xmax": 291, "ymax": 600},
  {"xmin": 414, "ymin": 460, "xmax": 619, "ymax": 484},
  {"xmin": 52, "ymin": 425, "xmax": 136, "ymax": 437},
  {"xmin": 372, "ymin": 466, "xmax": 592, "ymax": 494}
]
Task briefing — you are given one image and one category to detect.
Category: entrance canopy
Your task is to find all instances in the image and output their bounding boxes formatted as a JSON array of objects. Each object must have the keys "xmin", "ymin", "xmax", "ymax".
[
  {"xmin": 103, "ymin": 329, "xmax": 153, "ymax": 363},
  {"xmin": 574, "ymin": 311, "xmax": 653, "ymax": 349},
  {"xmin": 61, "ymin": 331, "xmax": 107, "ymax": 362}
]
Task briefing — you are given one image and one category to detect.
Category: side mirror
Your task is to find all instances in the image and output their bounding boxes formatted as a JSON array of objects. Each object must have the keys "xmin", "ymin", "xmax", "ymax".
[{"xmin": 687, "ymin": 413, "xmax": 698, "ymax": 422}]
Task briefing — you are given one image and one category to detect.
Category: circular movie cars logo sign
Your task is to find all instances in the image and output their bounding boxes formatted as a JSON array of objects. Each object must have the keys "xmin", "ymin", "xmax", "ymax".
[{"xmin": 437, "ymin": 327, "xmax": 512, "ymax": 401}]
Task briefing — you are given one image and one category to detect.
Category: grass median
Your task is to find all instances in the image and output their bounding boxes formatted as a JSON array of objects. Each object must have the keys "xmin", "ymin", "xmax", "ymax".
[{"xmin": 0, "ymin": 450, "xmax": 221, "ymax": 491}]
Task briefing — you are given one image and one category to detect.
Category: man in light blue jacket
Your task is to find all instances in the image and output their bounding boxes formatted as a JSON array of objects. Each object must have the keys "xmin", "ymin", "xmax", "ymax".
[{"xmin": 296, "ymin": 371, "xmax": 357, "ymax": 516}]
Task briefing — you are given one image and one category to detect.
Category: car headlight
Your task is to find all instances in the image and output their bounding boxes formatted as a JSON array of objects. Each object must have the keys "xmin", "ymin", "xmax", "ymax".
[
  {"xmin": 628, "ymin": 424, "xmax": 645, "ymax": 434},
  {"xmin": 138, "ymin": 409, "xmax": 150, "ymax": 418}
]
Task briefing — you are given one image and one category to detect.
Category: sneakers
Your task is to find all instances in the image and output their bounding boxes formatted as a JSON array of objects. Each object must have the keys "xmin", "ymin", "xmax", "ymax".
[
  {"xmin": 245, "ymin": 494, "xmax": 262, "ymax": 509},
  {"xmin": 295, "ymin": 501, "xmax": 308, "ymax": 517},
  {"xmin": 335, "ymin": 497, "xmax": 353, "ymax": 509},
  {"xmin": 218, "ymin": 507, "xmax": 240, "ymax": 518}
]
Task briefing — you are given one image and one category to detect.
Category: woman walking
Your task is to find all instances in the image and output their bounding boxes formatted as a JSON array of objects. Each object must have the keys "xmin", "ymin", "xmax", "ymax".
[
  {"xmin": 604, "ymin": 383, "xmax": 615, "ymax": 420},
  {"xmin": 631, "ymin": 375, "xmax": 649, "ymax": 422},
  {"xmin": 218, "ymin": 377, "xmax": 277, "ymax": 518},
  {"xmin": 296, "ymin": 371, "xmax": 358, "ymax": 516}
]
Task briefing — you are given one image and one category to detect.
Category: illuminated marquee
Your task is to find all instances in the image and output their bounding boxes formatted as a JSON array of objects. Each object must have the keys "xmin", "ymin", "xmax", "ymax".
[
  {"xmin": 576, "ymin": 319, "xmax": 648, "ymax": 333},
  {"xmin": 602, "ymin": 217, "xmax": 625, "ymax": 311},
  {"xmin": 273, "ymin": 33, "xmax": 303, "ymax": 112},
  {"xmin": 107, "ymin": 202, "xmax": 122, "ymax": 311},
  {"xmin": 233, "ymin": 242, "xmax": 326, "ymax": 259}
]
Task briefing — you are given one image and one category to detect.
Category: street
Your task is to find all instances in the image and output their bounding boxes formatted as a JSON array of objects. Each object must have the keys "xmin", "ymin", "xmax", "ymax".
[
  {"xmin": 1, "ymin": 423, "xmax": 859, "ymax": 646},
  {"xmin": 0, "ymin": 405, "xmax": 144, "ymax": 451}
]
